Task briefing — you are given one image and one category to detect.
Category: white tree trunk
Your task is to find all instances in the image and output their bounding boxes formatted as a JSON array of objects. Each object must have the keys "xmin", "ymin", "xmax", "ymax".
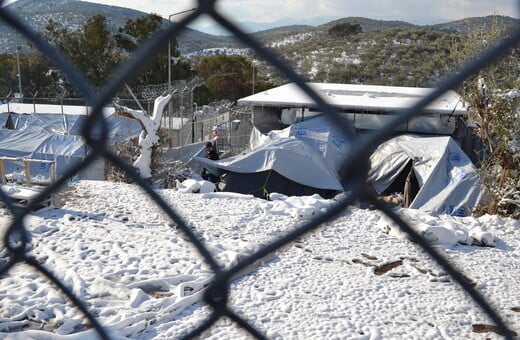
[{"xmin": 116, "ymin": 94, "xmax": 171, "ymax": 179}]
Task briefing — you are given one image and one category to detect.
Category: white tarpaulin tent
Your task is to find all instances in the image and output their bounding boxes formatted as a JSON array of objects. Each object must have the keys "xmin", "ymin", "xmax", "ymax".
[
  {"xmin": 1, "ymin": 110, "xmax": 142, "ymax": 181},
  {"xmin": 1, "ymin": 112, "xmax": 141, "ymax": 142},
  {"xmin": 368, "ymin": 134, "xmax": 482, "ymax": 216},
  {"xmin": 195, "ymin": 116, "xmax": 350, "ymax": 198},
  {"xmin": 196, "ymin": 116, "xmax": 482, "ymax": 214},
  {"xmin": 249, "ymin": 115, "xmax": 351, "ymax": 175},
  {"xmin": 0, "ymin": 127, "xmax": 85, "ymax": 181}
]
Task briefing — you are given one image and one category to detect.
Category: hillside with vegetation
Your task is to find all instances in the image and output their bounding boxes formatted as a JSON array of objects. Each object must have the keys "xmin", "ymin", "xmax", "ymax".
[
  {"xmin": 252, "ymin": 15, "xmax": 519, "ymax": 87},
  {"xmin": 0, "ymin": 0, "xmax": 238, "ymax": 54}
]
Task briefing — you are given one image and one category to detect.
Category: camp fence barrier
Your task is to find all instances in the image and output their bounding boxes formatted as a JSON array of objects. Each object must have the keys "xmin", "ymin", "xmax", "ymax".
[
  {"xmin": 0, "ymin": 157, "xmax": 56, "ymax": 186},
  {"xmin": 0, "ymin": 0, "xmax": 519, "ymax": 339},
  {"xmin": 0, "ymin": 157, "xmax": 56, "ymax": 207},
  {"xmin": 175, "ymin": 107, "xmax": 253, "ymax": 155}
]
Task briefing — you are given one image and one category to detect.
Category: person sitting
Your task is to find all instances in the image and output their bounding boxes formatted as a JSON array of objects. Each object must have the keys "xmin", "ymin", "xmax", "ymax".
[
  {"xmin": 205, "ymin": 141, "xmax": 219, "ymax": 161},
  {"xmin": 202, "ymin": 142, "xmax": 220, "ymax": 183}
]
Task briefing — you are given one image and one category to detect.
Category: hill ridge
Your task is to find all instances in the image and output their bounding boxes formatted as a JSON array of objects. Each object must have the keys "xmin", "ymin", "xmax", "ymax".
[{"xmin": 0, "ymin": 1, "xmax": 518, "ymax": 53}]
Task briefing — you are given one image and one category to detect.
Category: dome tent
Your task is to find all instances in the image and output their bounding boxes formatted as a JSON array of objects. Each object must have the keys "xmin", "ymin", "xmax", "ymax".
[
  {"xmin": 367, "ymin": 134, "xmax": 482, "ymax": 216},
  {"xmin": 195, "ymin": 116, "xmax": 350, "ymax": 199}
]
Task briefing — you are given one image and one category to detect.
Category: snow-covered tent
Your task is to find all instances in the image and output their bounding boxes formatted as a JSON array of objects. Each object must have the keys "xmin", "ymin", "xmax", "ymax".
[
  {"xmin": 0, "ymin": 128, "xmax": 85, "ymax": 181},
  {"xmin": 196, "ymin": 118, "xmax": 482, "ymax": 214},
  {"xmin": 0, "ymin": 112, "xmax": 141, "ymax": 142},
  {"xmin": 195, "ymin": 116, "xmax": 349, "ymax": 198},
  {"xmin": 368, "ymin": 134, "xmax": 482, "ymax": 216},
  {"xmin": 0, "ymin": 110, "xmax": 142, "ymax": 181}
]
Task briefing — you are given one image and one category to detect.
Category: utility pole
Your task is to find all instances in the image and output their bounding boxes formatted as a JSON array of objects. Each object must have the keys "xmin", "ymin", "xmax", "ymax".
[
  {"xmin": 16, "ymin": 46, "xmax": 23, "ymax": 100},
  {"xmin": 168, "ymin": 8, "xmax": 196, "ymax": 147},
  {"xmin": 252, "ymin": 60, "xmax": 256, "ymax": 94}
]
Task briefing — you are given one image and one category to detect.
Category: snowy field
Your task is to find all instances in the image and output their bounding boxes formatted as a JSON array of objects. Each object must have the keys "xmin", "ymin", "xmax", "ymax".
[{"xmin": 1, "ymin": 180, "xmax": 519, "ymax": 339}]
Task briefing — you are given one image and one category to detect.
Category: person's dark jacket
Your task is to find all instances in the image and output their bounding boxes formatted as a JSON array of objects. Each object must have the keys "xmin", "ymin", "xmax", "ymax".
[
  {"xmin": 202, "ymin": 144, "xmax": 220, "ymax": 183},
  {"xmin": 206, "ymin": 147, "xmax": 219, "ymax": 161}
]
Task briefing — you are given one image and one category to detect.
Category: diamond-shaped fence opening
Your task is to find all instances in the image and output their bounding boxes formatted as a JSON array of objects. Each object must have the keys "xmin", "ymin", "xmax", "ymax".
[{"xmin": 1, "ymin": 1, "xmax": 519, "ymax": 339}]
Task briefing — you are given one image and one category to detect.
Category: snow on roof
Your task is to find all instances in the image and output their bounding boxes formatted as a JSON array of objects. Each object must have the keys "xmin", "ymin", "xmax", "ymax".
[
  {"xmin": 0, "ymin": 103, "xmax": 116, "ymax": 116},
  {"xmin": 238, "ymin": 83, "xmax": 468, "ymax": 115}
]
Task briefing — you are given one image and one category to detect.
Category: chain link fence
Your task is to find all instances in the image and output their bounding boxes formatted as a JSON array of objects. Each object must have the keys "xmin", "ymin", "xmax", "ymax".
[{"xmin": 1, "ymin": 0, "xmax": 520, "ymax": 339}]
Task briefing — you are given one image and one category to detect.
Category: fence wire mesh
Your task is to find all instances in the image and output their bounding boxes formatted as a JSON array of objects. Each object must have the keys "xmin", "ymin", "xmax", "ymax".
[{"xmin": 1, "ymin": 0, "xmax": 520, "ymax": 339}]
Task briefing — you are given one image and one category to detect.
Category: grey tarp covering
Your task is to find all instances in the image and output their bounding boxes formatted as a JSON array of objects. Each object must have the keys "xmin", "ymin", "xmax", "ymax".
[
  {"xmin": 0, "ymin": 112, "xmax": 142, "ymax": 181},
  {"xmin": 198, "ymin": 137, "xmax": 344, "ymax": 190},
  {"xmin": 0, "ymin": 113, "xmax": 142, "ymax": 141},
  {"xmin": 368, "ymin": 134, "xmax": 482, "ymax": 216},
  {"xmin": 196, "ymin": 117, "xmax": 482, "ymax": 214},
  {"xmin": 195, "ymin": 116, "xmax": 350, "ymax": 195},
  {"xmin": 249, "ymin": 115, "xmax": 350, "ymax": 173},
  {"xmin": 164, "ymin": 142, "xmax": 206, "ymax": 163},
  {"xmin": 0, "ymin": 128, "xmax": 85, "ymax": 180}
]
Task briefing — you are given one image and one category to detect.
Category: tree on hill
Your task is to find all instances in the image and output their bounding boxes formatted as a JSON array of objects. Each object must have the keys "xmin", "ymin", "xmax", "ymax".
[
  {"xmin": 36, "ymin": 13, "xmax": 190, "ymax": 96},
  {"xmin": 0, "ymin": 54, "xmax": 19, "ymax": 97},
  {"xmin": 328, "ymin": 23, "xmax": 362, "ymax": 37},
  {"xmin": 43, "ymin": 15, "xmax": 122, "ymax": 91},
  {"xmin": 23, "ymin": 54, "xmax": 62, "ymax": 98},
  {"xmin": 0, "ymin": 46, "xmax": 77, "ymax": 99},
  {"xmin": 194, "ymin": 54, "xmax": 257, "ymax": 102},
  {"xmin": 115, "ymin": 13, "xmax": 191, "ymax": 87}
]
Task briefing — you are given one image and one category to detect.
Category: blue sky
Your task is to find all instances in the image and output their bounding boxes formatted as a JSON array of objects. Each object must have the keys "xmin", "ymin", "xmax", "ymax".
[{"xmin": 4, "ymin": 0, "xmax": 520, "ymax": 34}]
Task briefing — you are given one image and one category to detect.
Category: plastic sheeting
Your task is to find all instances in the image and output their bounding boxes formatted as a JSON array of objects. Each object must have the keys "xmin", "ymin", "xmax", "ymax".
[
  {"xmin": 197, "ymin": 117, "xmax": 482, "ymax": 214},
  {"xmin": 196, "ymin": 116, "xmax": 350, "ymax": 192},
  {"xmin": 0, "ymin": 113, "xmax": 142, "ymax": 141},
  {"xmin": 0, "ymin": 128, "xmax": 85, "ymax": 180},
  {"xmin": 0, "ymin": 111, "xmax": 142, "ymax": 180},
  {"xmin": 368, "ymin": 134, "xmax": 482, "ymax": 216}
]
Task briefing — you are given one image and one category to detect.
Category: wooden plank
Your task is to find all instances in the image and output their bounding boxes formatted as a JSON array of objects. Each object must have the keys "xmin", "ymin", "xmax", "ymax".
[
  {"xmin": 0, "ymin": 157, "xmax": 56, "ymax": 209},
  {"xmin": 24, "ymin": 160, "xmax": 31, "ymax": 186},
  {"xmin": 0, "ymin": 157, "xmax": 56, "ymax": 185},
  {"xmin": 0, "ymin": 159, "xmax": 6, "ymax": 185}
]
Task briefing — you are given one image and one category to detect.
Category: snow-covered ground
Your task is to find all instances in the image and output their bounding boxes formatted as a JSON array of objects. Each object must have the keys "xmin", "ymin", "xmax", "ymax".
[
  {"xmin": 184, "ymin": 48, "xmax": 252, "ymax": 58},
  {"xmin": 1, "ymin": 180, "xmax": 519, "ymax": 339},
  {"xmin": 269, "ymin": 32, "xmax": 316, "ymax": 48}
]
